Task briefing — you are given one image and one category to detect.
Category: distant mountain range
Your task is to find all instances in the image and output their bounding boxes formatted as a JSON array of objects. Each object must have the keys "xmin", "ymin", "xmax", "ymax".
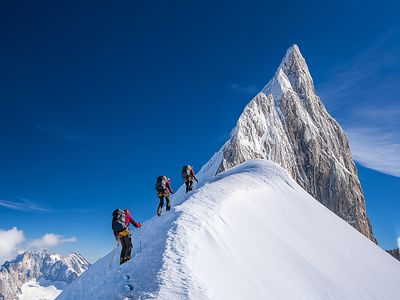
[{"xmin": 0, "ymin": 250, "xmax": 90, "ymax": 300}]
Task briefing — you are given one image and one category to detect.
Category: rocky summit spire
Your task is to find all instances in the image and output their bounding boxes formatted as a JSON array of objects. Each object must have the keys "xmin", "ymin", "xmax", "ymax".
[
  {"xmin": 262, "ymin": 44, "xmax": 315, "ymax": 109},
  {"xmin": 216, "ymin": 45, "xmax": 376, "ymax": 242}
]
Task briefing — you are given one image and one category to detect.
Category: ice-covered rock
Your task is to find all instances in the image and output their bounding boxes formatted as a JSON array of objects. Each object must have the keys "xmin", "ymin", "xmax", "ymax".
[{"xmin": 217, "ymin": 45, "xmax": 376, "ymax": 242}]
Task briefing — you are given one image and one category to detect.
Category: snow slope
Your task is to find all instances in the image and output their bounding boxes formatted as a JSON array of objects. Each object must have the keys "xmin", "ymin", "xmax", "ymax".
[
  {"xmin": 58, "ymin": 160, "xmax": 400, "ymax": 300},
  {"xmin": 18, "ymin": 279, "xmax": 61, "ymax": 300}
]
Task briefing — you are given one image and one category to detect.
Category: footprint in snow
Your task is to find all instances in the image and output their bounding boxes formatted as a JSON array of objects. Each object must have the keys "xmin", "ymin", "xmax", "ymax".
[
  {"xmin": 123, "ymin": 273, "xmax": 135, "ymax": 291},
  {"xmin": 124, "ymin": 283, "xmax": 134, "ymax": 292}
]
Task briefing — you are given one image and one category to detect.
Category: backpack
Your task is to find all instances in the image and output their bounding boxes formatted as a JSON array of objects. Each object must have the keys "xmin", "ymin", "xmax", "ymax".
[
  {"xmin": 155, "ymin": 176, "xmax": 167, "ymax": 192},
  {"xmin": 182, "ymin": 165, "xmax": 191, "ymax": 178},
  {"xmin": 112, "ymin": 209, "xmax": 127, "ymax": 232}
]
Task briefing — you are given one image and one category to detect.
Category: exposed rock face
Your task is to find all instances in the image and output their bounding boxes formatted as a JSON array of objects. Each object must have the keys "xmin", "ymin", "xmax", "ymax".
[
  {"xmin": 387, "ymin": 248, "xmax": 400, "ymax": 261},
  {"xmin": 217, "ymin": 45, "xmax": 376, "ymax": 242},
  {"xmin": 0, "ymin": 250, "xmax": 90, "ymax": 300}
]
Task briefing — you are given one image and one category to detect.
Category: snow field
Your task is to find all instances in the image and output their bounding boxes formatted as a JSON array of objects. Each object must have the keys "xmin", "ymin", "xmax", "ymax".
[
  {"xmin": 18, "ymin": 279, "xmax": 62, "ymax": 300},
  {"xmin": 58, "ymin": 160, "xmax": 400, "ymax": 300}
]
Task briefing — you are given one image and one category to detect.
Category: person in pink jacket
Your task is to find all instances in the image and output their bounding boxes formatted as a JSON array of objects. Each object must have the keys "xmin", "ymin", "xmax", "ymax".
[{"xmin": 112, "ymin": 208, "xmax": 141, "ymax": 264}]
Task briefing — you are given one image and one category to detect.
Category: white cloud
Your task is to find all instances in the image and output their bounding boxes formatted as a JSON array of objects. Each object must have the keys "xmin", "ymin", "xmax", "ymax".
[
  {"xmin": 229, "ymin": 83, "xmax": 258, "ymax": 94},
  {"xmin": 318, "ymin": 28, "xmax": 400, "ymax": 110},
  {"xmin": 316, "ymin": 28, "xmax": 400, "ymax": 177},
  {"xmin": 29, "ymin": 233, "xmax": 77, "ymax": 249},
  {"xmin": 0, "ymin": 198, "xmax": 50, "ymax": 212},
  {"xmin": 343, "ymin": 104, "xmax": 400, "ymax": 177},
  {"xmin": 34, "ymin": 125, "xmax": 86, "ymax": 142},
  {"xmin": 346, "ymin": 127, "xmax": 400, "ymax": 177},
  {"xmin": 352, "ymin": 105, "xmax": 400, "ymax": 123},
  {"xmin": 0, "ymin": 229, "xmax": 77, "ymax": 264},
  {"xmin": 0, "ymin": 227, "xmax": 25, "ymax": 264}
]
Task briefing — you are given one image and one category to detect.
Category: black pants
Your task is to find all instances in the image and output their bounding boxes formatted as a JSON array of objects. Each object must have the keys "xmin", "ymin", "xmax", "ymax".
[
  {"xmin": 185, "ymin": 180, "xmax": 193, "ymax": 193},
  {"xmin": 158, "ymin": 196, "xmax": 171, "ymax": 212},
  {"xmin": 120, "ymin": 235, "xmax": 132, "ymax": 264}
]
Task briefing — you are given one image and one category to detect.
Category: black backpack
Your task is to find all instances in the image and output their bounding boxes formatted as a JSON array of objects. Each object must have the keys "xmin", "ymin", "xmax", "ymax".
[
  {"xmin": 112, "ymin": 209, "xmax": 127, "ymax": 232},
  {"xmin": 155, "ymin": 176, "xmax": 167, "ymax": 192}
]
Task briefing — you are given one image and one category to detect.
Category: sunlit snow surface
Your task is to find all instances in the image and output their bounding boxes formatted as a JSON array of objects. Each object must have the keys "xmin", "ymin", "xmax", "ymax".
[
  {"xmin": 58, "ymin": 160, "xmax": 400, "ymax": 300},
  {"xmin": 18, "ymin": 280, "xmax": 61, "ymax": 300}
]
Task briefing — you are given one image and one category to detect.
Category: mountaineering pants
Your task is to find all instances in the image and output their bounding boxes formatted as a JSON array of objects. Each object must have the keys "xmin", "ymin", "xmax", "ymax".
[
  {"xmin": 157, "ymin": 189, "xmax": 171, "ymax": 215},
  {"xmin": 158, "ymin": 195, "xmax": 171, "ymax": 211},
  {"xmin": 184, "ymin": 176, "xmax": 194, "ymax": 193},
  {"xmin": 119, "ymin": 234, "xmax": 132, "ymax": 264}
]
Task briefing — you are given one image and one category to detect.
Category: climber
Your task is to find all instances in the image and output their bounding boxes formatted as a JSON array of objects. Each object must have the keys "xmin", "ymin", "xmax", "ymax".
[
  {"xmin": 155, "ymin": 176, "xmax": 174, "ymax": 216},
  {"xmin": 111, "ymin": 208, "xmax": 141, "ymax": 265},
  {"xmin": 182, "ymin": 165, "xmax": 198, "ymax": 193}
]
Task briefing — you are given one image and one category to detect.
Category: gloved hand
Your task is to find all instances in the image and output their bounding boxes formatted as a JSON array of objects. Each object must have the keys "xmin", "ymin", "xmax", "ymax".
[
  {"xmin": 195, "ymin": 178, "xmax": 198, "ymax": 182},
  {"xmin": 137, "ymin": 223, "xmax": 142, "ymax": 228}
]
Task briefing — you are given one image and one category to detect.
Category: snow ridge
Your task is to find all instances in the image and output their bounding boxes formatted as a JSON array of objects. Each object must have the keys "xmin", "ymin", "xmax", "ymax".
[
  {"xmin": 56, "ymin": 45, "xmax": 392, "ymax": 300},
  {"xmin": 58, "ymin": 160, "xmax": 400, "ymax": 300}
]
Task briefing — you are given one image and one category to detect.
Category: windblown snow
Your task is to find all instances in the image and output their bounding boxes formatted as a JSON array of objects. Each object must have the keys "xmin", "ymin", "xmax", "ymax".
[{"xmin": 58, "ymin": 160, "xmax": 400, "ymax": 300}]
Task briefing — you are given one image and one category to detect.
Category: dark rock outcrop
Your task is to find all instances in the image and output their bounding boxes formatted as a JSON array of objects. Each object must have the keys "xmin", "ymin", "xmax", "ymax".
[{"xmin": 387, "ymin": 248, "xmax": 400, "ymax": 261}]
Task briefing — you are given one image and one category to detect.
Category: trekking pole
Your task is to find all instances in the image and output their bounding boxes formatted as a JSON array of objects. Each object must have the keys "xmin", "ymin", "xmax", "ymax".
[
  {"xmin": 139, "ymin": 227, "xmax": 142, "ymax": 253},
  {"xmin": 109, "ymin": 238, "xmax": 119, "ymax": 270}
]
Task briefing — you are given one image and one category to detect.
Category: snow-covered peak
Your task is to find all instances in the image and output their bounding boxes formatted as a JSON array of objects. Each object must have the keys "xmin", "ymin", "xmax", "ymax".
[
  {"xmin": 63, "ymin": 253, "xmax": 90, "ymax": 274},
  {"xmin": 262, "ymin": 44, "xmax": 314, "ymax": 101},
  {"xmin": 2, "ymin": 250, "xmax": 48, "ymax": 270},
  {"xmin": 218, "ymin": 45, "xmax": 376, "ymax": 242},
  {"xmin": 0, "ymin": 250, "xmax": 90, "ymax": 300},
  {"xmin": 261, "ymin": 68, "xmax": 293, "ymax": 101},
  {"xmin": 279, "ymin": 44, "xmax": 312, "ymax": 83}
]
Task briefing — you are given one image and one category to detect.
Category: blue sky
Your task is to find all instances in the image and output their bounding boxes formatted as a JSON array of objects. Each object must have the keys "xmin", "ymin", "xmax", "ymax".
[{"xmin": 0, "ymin": 1, "xmax": 399, "ymax": 262}]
